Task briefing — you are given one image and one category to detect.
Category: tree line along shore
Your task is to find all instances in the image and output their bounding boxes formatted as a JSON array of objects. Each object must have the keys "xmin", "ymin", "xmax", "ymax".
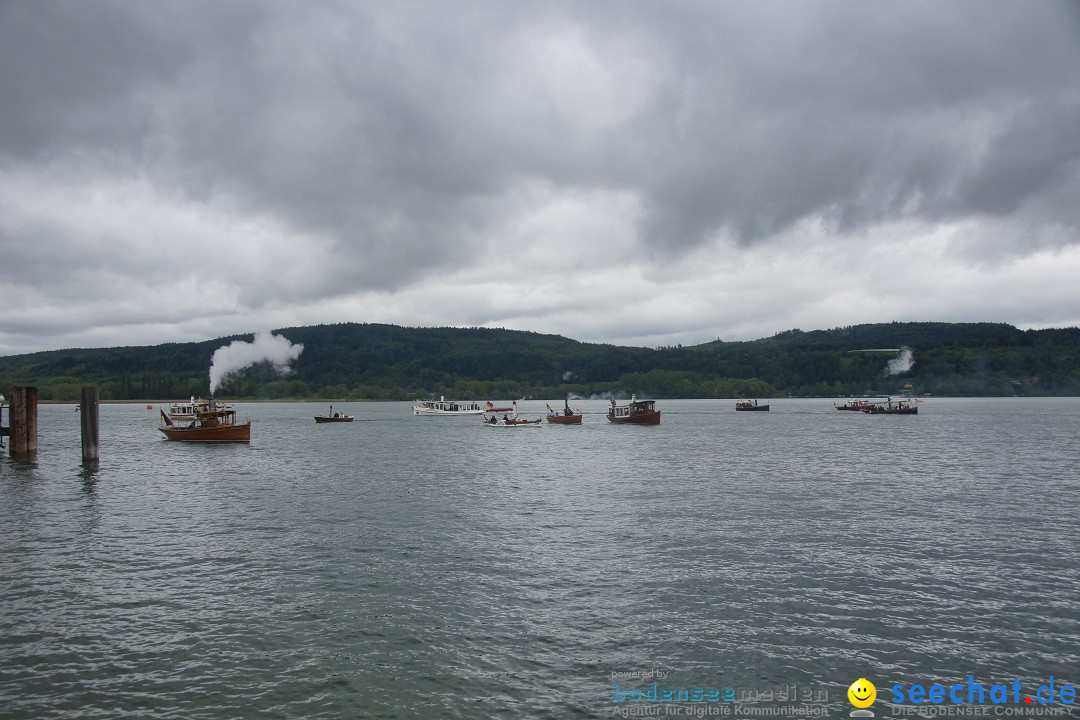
[{"xmin": 2, "ymin": 321, "xmax": 1079, "ymax": 402}]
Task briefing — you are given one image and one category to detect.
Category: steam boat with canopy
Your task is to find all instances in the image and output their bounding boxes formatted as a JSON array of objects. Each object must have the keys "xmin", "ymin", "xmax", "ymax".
[
  {"xmin": 607, "ymin": 394, "xmax": 661, "ymax": 425},
  {"xmin": 735, "ymin": 399, "xmax": 769, "ymax": 411},
  {"xmin": 159, "ymin": 398, "xmax": 251, "ymax": 443},
  {"xmin": 835, "ymin": 399, "xmax": 872, "ymax": 411},
  {"xmin": 483, "ymin": 400, "xmax": 542, "ymax": 427},
  {"xmin": 859, "ymin": 397, "xmax": 920, "ymax": 414},
  {"xmin": 862, "ymin": 397, "xmax": 919, "ymax": 414}
]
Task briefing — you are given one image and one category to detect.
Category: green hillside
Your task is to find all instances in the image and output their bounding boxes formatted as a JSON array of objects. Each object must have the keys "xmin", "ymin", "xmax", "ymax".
[{"xmin": 2, "ymin": 321, "xmax": 1079, "ymax": 401}]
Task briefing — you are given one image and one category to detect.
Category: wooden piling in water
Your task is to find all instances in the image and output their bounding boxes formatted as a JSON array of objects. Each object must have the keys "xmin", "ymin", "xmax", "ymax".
[
  {"xmin": 9, "ymin": 386, "xmax": 38, "ymax": 455},
  {"xmin": 81, "ymin": 386, "xmax": 99, "ymax": 462}
]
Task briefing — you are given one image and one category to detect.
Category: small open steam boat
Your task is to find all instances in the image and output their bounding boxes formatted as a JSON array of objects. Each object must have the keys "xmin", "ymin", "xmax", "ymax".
[
  {"xmin": 483, "ymin": 414, "xmax": 542, "ymax": 427},
  {"xmin": 314, "ymin": 405, "xmax": 354, "ymax": 423},
  {"xmin": 546, "ymin": 400, "xmax": 583, "ymax": 424}
]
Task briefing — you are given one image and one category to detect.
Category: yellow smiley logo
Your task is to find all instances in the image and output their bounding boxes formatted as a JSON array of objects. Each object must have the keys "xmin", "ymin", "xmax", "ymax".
[{"xmin": 848, "ymin": 678, "xmax": 876, "ymax": 708}]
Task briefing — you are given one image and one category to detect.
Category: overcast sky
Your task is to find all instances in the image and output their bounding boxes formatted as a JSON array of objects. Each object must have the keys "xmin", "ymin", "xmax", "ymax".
[{"xmin": 2, "ymin": 1, "xmax": 1079, "ymax": 356}]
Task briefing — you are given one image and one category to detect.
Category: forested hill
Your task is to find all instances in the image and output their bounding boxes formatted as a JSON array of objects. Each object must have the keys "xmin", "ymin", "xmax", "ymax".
[{"xmin": 2, "ymin": 321, "xmax": 1079, "ymax": 401}]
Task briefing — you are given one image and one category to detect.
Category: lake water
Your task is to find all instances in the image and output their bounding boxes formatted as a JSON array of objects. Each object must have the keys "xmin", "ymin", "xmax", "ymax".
[{"xmin": 1, "ymin": 398, "xmax": 1078, "ymax": 719}]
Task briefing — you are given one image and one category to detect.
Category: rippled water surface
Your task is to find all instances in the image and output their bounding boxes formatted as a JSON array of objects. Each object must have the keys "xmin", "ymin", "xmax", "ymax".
[{"xmin": 2, "ymin": 398, "xmax": 1078, "ymax": 718}]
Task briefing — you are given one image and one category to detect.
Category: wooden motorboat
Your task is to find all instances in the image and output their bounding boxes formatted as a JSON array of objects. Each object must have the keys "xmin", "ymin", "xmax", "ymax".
[
  {"xmin": 546, "ymin": 400, "xmax": 582, "ymax": 424},
  {"xmin": 735, "ymin": 399, "xmax": 769, "ymax": 411},
  {"xmin": 607, "ymin": 394, "xmax": 660, "ymax": 425},
  {"xmin": 159, "ymin": 404, "xmax": 251, "ymax": 443},
  {"xmin": 314, "ymin": 405, "xmax": 353, "ymax": 422}
]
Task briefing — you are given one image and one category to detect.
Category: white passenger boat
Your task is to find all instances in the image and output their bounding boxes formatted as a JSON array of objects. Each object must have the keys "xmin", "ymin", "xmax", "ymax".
[{"xmin": 412, "ymin": 396, "xmax": 486, "ymax": 416}]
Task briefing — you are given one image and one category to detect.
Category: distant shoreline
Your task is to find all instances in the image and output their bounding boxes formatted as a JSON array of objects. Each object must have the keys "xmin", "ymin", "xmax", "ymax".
[{"xmin": 36, "ymin": 398, "xmax": 379, "ymax": 405}]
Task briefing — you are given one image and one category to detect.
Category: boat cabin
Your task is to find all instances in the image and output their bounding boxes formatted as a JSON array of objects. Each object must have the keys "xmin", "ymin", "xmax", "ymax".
[{"xmin": 609, "ymin": 399, "xmax": 655, "ymax": 419}]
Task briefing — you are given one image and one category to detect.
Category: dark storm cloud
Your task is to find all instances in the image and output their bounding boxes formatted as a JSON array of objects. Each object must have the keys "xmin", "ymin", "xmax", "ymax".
[
  {"xmin": 621, "ymin": 2, "xmax": 1080, "ymax": 250},
  {"xmin": 1, "ymin": 0, "xmax": 1079, "ymax": 354},
  {"xmin": 6, "ymin": 1, "xmax": 1078, "ymax": 251}
]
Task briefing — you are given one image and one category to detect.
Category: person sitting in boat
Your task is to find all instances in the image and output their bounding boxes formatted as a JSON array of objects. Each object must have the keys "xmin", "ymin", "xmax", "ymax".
[
  {"xmin": 502, "ymin": 414, "xmax": 510, "ymax": 423},
  {"xmin": 485, "ymin": 415, "xmax": 497, "ymax": 424}
]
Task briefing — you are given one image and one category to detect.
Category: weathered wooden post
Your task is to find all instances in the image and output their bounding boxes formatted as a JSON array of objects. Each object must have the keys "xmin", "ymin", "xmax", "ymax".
[
  {"xmin": 81, "ymin": 386, "xmax": 99, "ymax": 462},
  {"xmin": 9, "ymin": 386, "xmax": 38, "ymax": 455}
]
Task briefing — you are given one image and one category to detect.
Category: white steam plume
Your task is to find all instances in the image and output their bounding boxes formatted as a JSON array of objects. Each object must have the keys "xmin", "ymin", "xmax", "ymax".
[
  {"xmin": 886, "ymin": 346, "xmax": 915, "ymax": 376},
  {"xmin": 209, "ymin": 331, "xmax": 304, "ymax": 394}
]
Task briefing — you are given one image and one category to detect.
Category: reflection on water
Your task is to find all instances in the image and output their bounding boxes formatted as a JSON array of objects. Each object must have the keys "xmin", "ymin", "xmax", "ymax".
[
  {"xmin": 79, "ymin": 460, "xmax": 99, "ymax": 491},
  {"xmin": 1, "ymin": 399, "xmax": 1078, "ymax": 719}
]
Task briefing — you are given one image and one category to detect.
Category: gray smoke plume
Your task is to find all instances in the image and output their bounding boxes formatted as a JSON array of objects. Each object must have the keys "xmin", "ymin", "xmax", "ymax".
[
  {"xmin": 886, "ymin": 346, "xmax": 915, "ymax": 376},
  {"xmin": 209, "ymin": 331, "xmax": 304, "ymax": 394}
]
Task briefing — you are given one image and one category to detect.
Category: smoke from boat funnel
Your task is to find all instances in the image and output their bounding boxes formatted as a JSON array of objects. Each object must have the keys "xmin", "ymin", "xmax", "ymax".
[
  {"xmin": 208, "ymin": 331, "xmax": 304, "ymax": 394},
  {"xmin": 886, "ymin": 346, "xmax": 915, "ymax": 375}
]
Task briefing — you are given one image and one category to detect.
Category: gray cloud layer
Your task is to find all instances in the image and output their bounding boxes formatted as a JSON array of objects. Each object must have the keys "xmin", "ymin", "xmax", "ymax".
[{"xmin": 2, "ymin": 1, "xmax": 1079, "ymax": 354}]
